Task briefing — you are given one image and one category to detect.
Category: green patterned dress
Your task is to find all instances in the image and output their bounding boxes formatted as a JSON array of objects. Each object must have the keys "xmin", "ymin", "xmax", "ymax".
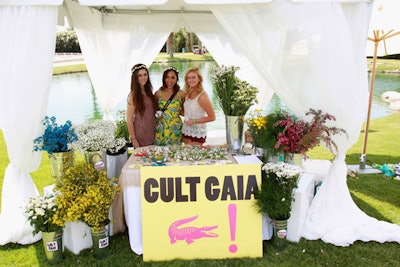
[{"xmin": 155, "ymin": 94, "xmax": 183, "ymax": 146}]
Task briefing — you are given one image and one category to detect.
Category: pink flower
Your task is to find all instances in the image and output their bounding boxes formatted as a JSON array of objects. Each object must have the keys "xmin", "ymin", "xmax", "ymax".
[{"xmin": 274, "ymin": 109, "xmax": 347, "ymax": 155}]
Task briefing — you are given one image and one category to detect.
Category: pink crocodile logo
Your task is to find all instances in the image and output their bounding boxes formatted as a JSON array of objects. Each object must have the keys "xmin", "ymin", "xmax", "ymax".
[{"xmin": 168, "ymin": 215, "xmax": 218, "ymax": 244}]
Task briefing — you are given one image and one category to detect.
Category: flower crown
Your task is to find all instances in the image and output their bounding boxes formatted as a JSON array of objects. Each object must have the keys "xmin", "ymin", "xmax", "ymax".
[
  {"xmin": 131, "ymin": 64, "xmax": 147, "ymax": 73},
  {"xmin": 165, "ymin": 66, "xmax": 179, "ymax": 74}
]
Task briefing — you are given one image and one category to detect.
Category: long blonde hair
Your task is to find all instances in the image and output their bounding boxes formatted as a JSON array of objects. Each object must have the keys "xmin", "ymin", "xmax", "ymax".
[{"xmin": 183, "ymin": 67, "xmax": 204, "ymax": 95}]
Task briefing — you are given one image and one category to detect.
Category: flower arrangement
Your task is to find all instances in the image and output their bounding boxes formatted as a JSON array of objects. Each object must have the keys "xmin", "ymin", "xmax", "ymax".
[
  {"xmin": 52, "ymin": 161, "xmax": 120, "ymax": 231},
  {"xmin": 24, "ymin": 194, "xmax": 62, "ymax": 235},
  {"xmin": 136, "ymin": 145, "xmax": 228, "ymax": 163},
  {"xmin": 255, "ymin": 162, "xmax": 302, "ymax": 220},
  {"xmin": 69, "ymin": 120, "xmax": 116, "ymax": 153},
  {"xmin": 169, "ymin": 145, "xmax": 227, "ymax": 161},
  {"xmin": 246, "ymin": 109, "xmax": 287, "ymax": 149},
  {"xmin": 274, "ymin": 108, "xmax": 347, "ymax": 156},
  {"xmin": 107, "ymin": 138, "xmax": 128, "ymax": 156},
  {"xmin": 114, "ymin": 110, "xmax": 130, "ymax": 144},
  {"xmin": 33, "ymin": 116, "xmax": 77, "ymax": 155},
  {"xmin": 212, "ymin": 65, "xmax": 258, "ymax": 116},
  {"xmin": 107, "ymin": 110, "xmax": 130, "ymax": 155}
]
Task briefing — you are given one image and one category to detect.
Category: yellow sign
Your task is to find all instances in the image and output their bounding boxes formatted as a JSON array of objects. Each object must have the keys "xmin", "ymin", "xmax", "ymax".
[{"xmin": 140, "ymin": 164, "xmax": 262, "ymax": 261}]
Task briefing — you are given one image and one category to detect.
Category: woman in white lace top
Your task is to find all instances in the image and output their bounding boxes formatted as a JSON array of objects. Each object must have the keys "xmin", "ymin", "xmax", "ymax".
[{"xmin": 182, "ymin": 67, "xmax": 216, "ymax": 145}]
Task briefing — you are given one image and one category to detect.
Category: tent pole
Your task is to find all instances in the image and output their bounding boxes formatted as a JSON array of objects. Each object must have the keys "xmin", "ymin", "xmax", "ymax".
[{"xmin": 359, "ymin": 35, "xmax": 379, "ymax": 170}]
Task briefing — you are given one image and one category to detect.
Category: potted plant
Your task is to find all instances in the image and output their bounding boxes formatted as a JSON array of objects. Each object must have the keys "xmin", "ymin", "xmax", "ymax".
[
  {"xmin": 255, "ymin": 162, "xmax": 302, "ymax": 250},
  {"xmin": 69, "ymin": 120, "xmax": 116, "ymax": 171},
  {"xmin": 212, "ymin": 65, "xmax": 259, "ymax": 154},
  {"xmin": 52, "ymin": 161, "xmax": 120, "ymax": 258},
  {"xmin": 33, "ymin": 116, "xmax": 77, "ymax": 178},
  {"xmin": 24, "ymin": 194, "xmax": 63, "ymax": 263},
  {"xmin": 274, "ymin": 108, "xmax": 347, "ymax": 164}
]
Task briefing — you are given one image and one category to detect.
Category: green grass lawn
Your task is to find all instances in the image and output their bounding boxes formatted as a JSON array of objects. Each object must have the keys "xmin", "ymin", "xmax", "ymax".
[{"xmin": 0, "ymin": 112, "xmax": 399, "ymax": 266}]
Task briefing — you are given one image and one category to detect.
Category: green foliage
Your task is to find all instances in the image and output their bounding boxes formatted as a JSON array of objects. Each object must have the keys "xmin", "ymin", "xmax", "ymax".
[
  {"xmin": 255, "ymin": 162, "xmax": 302, "ymax": 220},
  {"xmin": 55, "ymin": 30, "xmax": 81, "ymax": 53},
  {"xmin": 174, "ymin": 27, "xmax": 189, "ymax": 52},
  {"xmin": 246, "ymin": 109, "xmax": 287, "ymax": 151},
  {"xmin": 115, "ymin": 110, "xmax": 130, "ymax": 142}
]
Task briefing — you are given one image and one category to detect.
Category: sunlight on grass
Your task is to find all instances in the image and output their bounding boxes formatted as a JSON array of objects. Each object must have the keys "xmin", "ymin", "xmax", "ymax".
[{"xmin": 350, "ymin": 190, "xmax": 400, "ymax": 224}]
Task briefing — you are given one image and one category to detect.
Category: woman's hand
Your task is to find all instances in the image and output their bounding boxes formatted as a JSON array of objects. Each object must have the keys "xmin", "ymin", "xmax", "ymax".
[{"xmin": 131, "ymin": 139, "xmax": 140, "ymax": 149}]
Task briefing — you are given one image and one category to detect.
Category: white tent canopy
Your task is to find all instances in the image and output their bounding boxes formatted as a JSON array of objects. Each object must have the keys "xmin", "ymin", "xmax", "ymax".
[{"xmin": 1, "ymin": 0, "xmax": 400, "ymax": 247}]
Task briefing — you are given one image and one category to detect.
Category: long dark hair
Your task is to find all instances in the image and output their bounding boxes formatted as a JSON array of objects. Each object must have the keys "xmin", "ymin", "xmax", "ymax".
[
  {"xmin": 160, "ymin": 67, "xmax": 180, "ymax": 94},
  {"xmin": 128, "ymin": 63, "xmax": 157, "ymax": 115}
]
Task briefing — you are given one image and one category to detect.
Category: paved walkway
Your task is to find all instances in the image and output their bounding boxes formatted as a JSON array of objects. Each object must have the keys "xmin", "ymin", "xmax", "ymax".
[{"xmin": 54, "ymin": 53, "xmax": 84, "ymax": 66}]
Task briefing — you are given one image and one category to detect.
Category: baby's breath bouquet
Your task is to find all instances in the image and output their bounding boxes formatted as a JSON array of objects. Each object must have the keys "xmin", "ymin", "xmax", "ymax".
[
  {"xmin": 24, "ymin": 194, "xmax": 62, "ymax": 235},
  {"xmin": 52, "ymin": 161, "xmax": 120, "ymax": 231},
  {"xmin": 255, "ymin": 162, "xmax": 302, "ymax": 220},
  {"xmin": 212, "ymin": 65, "xmax": 258, "ymax": 116},
  {"xmin": 33, "ymin": 116, "xmax": 77, "ymax": 155},
  {"xmin": 69, "ymin": 120, "xmax": 116, "ymax": 153}
]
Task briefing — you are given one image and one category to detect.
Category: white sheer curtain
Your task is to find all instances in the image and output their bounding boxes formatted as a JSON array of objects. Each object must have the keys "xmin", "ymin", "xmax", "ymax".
[
  {"xmin": 65, "ymin": 0, "xmax": 178, "ymax": 120},
  {"xmin": 210, "ymin": 0, "xmax": 400, "ymax": 246},
  {"xmin": 0, "ymin": 5, "xmax": 58, "ymax": 245},
  {"xmin": 181, "ymin": 13, "xmax": 273, "ymax": 109}
]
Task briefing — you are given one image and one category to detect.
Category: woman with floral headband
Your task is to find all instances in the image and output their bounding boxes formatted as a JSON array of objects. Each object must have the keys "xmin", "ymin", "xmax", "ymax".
[
  {"xmin": 126, "ymin": 63, "xmax": 158, "ymax": 148},
  {"xmin": 182, "ymin": 67, "xmax": 215, "ymax": 146},
  {"xmin": 154, "ymin": 66, "xmax": 185, "ymax": 146}
]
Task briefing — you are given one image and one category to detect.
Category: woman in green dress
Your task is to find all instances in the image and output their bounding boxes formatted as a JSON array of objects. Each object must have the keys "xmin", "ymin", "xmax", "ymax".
[{"xmin": 154, "ymin": 67, "xmax": 185, "ymax": 146}]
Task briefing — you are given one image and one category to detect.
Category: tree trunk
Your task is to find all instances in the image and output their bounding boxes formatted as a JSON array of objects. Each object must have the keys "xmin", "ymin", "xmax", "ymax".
[
  {"xmin": 166, "ymin": 32, "xmax": 174, "ymax": 57},
  {"xmin": 189, "ymin": 32, "xmax": 194, "ymax": 52}
]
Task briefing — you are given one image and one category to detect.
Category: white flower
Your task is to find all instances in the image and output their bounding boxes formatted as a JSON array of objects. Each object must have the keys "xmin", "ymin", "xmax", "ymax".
[
  {"xmin": 70, "ymin": 120, "xmax": 116, "ymax": 152},
  {"xmin": 35, "ymin": 207, "xmax": 45, "ymax": 216}
]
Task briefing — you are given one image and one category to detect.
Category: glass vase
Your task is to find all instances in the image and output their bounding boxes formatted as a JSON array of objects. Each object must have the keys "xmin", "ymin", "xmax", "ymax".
[{"xmin": 225, "ymin": 115, "xmax": 244, "ymax": 154}]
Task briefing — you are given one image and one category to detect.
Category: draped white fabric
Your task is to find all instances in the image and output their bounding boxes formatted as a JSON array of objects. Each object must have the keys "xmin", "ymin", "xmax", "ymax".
[
  {"xmin": 65, "ymin": 0, "xmax": 177, "ymax": 120},
  {"xmin": 0, "ymin": 5, "xmax": 58, "ymax": 245},
  {"xmin": 210, "ymin": 1, "xmax": 400, "ymax": 246},
  {"xmin": 181, "ymin": 13, "xmax": 273, "ymax": 109}
]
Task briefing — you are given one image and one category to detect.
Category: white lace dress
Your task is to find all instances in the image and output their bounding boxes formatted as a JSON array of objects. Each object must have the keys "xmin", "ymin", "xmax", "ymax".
[{"xmin": 182, "ymin": 92, "xmax": 207, "ymax": 138}]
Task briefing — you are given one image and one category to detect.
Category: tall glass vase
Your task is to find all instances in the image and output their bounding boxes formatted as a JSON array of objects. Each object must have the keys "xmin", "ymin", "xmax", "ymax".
[
  {"xmin": 84, "ymin": 150, "xmax": 107, "ymax": 172},
  {"xmin": 225, "ymin": 115, "xmax": 244, "ymax": 154}
]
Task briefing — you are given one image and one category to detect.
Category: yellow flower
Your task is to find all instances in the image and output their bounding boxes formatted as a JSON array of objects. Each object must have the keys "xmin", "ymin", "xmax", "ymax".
[{"xmin": 53, "ymin": 161, "xmax": 120, "ymax": 228}]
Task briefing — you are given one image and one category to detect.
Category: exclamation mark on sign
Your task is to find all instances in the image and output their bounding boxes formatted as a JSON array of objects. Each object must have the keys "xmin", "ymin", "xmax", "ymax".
[{"xmin": 228, "ymin": 204, "xmax": 238, "ymax": 253}]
